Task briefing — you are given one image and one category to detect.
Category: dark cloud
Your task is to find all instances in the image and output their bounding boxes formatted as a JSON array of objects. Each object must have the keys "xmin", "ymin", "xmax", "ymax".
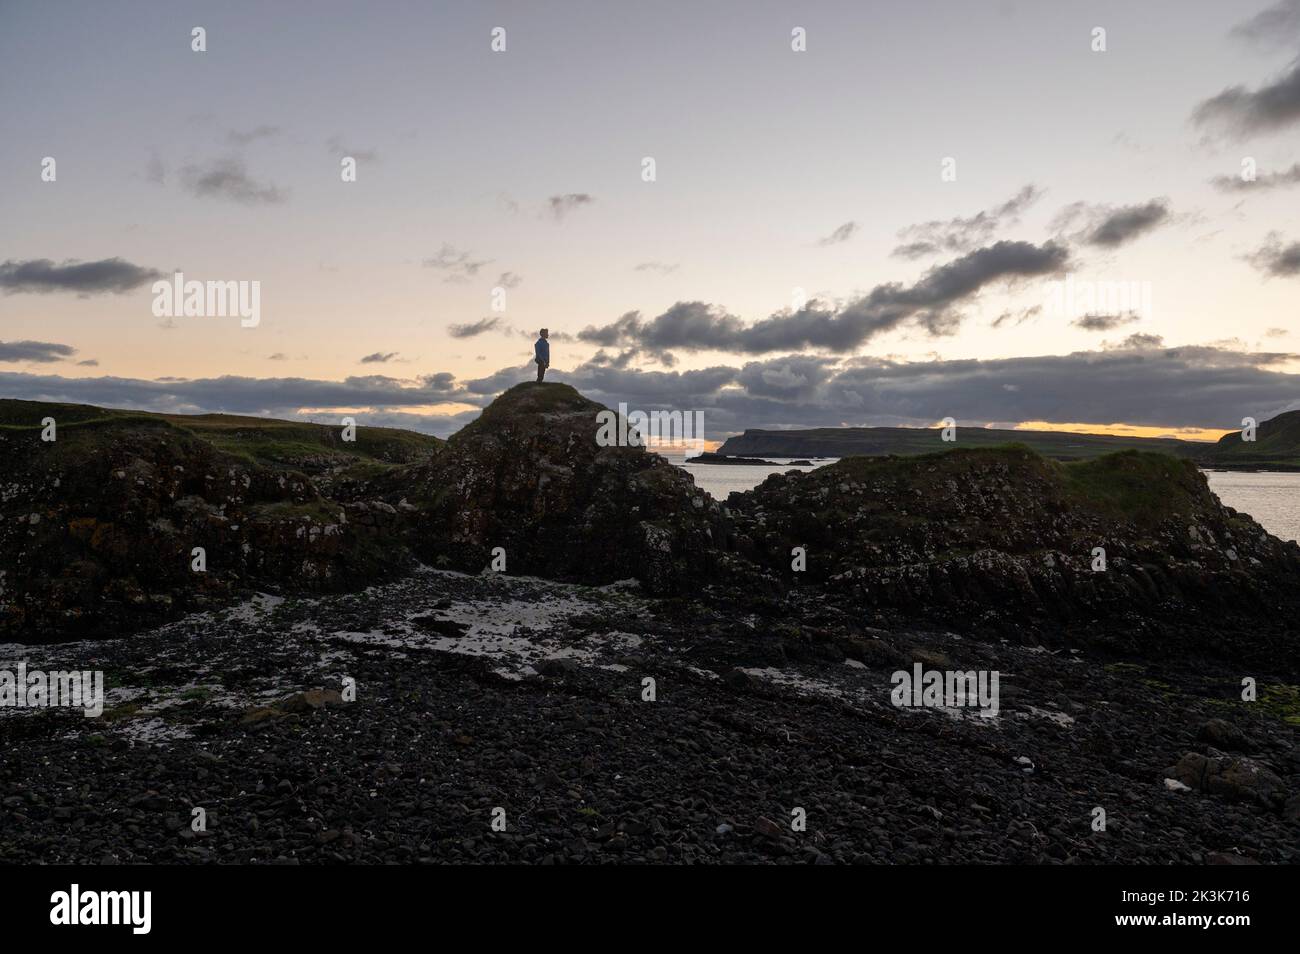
[
  {"xmin": 1072, "ymin": 312, "xmax": 1141, "ymax": 332},
  {"xmin": 578, "ymin": 241, "xmax": 1070, "ymax": 356},
  {"xmin": 735, "ymin": 355, "xmax": 838, "ymax": 399},
  {"xmin": 360, "ymin": 352, "xmax": 399, "ymax": 364},
  {"xmin": 268, "ymin": 353, "xmax": 288, "ymax": 361},
  {"xmin": 422, "ymin": 244, "xmax": 491, "ymax": 283},
  {"xmin": 1210, "ymin": 162, "xmax": 1300, "ymax": 192},
  {"xmin": 991, "ymin": 305, "xmax": 1041, "ymax": 329},
  {"xmin": 0, "ymin": 340, "xmax": 77, "ymax": 363},
  {"xmin": 818, "ymin": 221, "xmax": 858, "ymax": 246},
  {"xmin": 420, "ymin": 372, "xmax": 457, "ymax": 392},
  {"xmin": 1104, "ymin": 333, "xmax": 1165, "ymax": 350},
  {"xmin": 0, "ymin": 371, "xmax": 473, "ymax": 430},
  {"xmin": 546, "ymin": 193, "xmax": 594, "ymax": 221},
  {"xmin": 1246, "ymin": 234, "xmax": 1300, "ymax": 276},
  {"xmin": 4, "ymin": 340, "xmax": 1299, "ymax": 440},
  {"xmin": 227, "ymin": 125, "xmax": 281, "ymax": 146},
  {"xmin": 1230, "ymin": 0, "xmax": 1300, "ymax": 49},
  {"xmin": 448, "ymin": 317, "xmax": 506, "ymax": 339},
  {"xmin": 495, "ymin": 271, "xmax": 522, "ymax": 289},
  {"xmin": 1054, "ymin": 199, "xmax": 1172, "ymax": 247},
  {"xmin": 550, "ymin": 343, "xmax": 1300, "ymax": 436},
  {"xmin": 0, "ymin": 258, "xmax": 164, "ymax": 295},
  {"xmin": 77, "ymin": 359, "xmax": 99, "ymax": 367},
  {"xmin": 633, "ymin": 261, "xmax": 679, "ymax": 274},
  {"xmin": 892, "ymin": 186, "xmax": 1042, "ymax": 259},
  {"xmin": 1193, "ymin": 58, "xmax": 1300, "ymax": 135},
  {"xmin": 179, "ymin": 157, "xmax": 288, "ymax": 204}
]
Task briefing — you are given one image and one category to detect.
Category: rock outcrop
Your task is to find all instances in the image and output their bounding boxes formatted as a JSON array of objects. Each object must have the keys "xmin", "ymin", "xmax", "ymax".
[
  {"xmin": 5, "ymin": 389, "xmax": 1300, "ymax": 669},
  {"xmin": 0, "ymin": 417, "xmax": 410, "ymax": 641},
  {"xmin": 726, "ymin": 445, "xmax": 1300, "ymax": 665},
  {"xmin": 368, "ymin": 383, "xmax": 727, "ymax": 594}
]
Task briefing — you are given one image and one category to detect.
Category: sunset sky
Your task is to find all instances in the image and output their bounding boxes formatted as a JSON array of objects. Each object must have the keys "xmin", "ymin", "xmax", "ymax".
[{"xmin": 2, "ymin": 0, "xmax": 1299, "ymax": 440}]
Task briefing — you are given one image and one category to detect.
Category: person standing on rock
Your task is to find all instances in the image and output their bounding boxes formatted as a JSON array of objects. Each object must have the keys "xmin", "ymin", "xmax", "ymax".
[{"xmin": 534, "ymin": 328, "xmax": 550, "ymax": 383}]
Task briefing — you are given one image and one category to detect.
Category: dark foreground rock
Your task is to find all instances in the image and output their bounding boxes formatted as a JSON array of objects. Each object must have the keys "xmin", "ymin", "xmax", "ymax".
[
  {"xmin": 0, "ymin": 417, "xmax": 411, "ymax": 641},
  {"xmin": 727, "ymin": 446, "xmax": 1300, "ymax": 672},
  {"xmin": 367, "ymin": 383, "xmax": 728, "ymax": 594}
]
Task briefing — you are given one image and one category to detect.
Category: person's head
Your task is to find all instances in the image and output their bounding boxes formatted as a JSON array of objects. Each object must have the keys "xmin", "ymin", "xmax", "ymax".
[{"xmin": 539, "ymin": 328, "xmax": 548, "ymax": 339}]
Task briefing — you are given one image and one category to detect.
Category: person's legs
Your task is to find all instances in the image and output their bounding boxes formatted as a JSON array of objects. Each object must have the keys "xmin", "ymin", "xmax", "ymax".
[{"xmin": 536, "ymin": 360, "xmax": 545, "ymax": 382}]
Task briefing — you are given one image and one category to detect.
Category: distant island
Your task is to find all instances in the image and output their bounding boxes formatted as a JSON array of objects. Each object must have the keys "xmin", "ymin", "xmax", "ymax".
[
  {"xmin": 685, "ymin": 451, "xmax": 778, "ymax": 466},
  {"xmin": 718, "ymin": 411, "xmax": 1300, "ymax": 471}
]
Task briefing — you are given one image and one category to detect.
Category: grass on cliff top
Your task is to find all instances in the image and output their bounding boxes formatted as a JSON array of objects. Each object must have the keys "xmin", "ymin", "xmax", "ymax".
[
  {"xmin": 0, "ymin": 398, "xmax": 442, "ymax": 469},
  {"xmin": 817, "ymin": 444, "xmax": 1208, "ymax": 525},
  {"xmin": 451, "ymin": 382, "xmax": 599, "ymax": 442}
]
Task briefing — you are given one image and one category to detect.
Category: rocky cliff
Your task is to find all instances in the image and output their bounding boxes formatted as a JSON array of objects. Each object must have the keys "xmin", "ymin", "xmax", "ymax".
[
  {"xmin": 367, "ymin": 383, "xmax": 729, "ymax": 593},
  {"xmin": 4, "ymin": 389, "xmax": 1299, "ymax": 669},
  {"xmin": 0, "ymin": 413, "xmax": 415, "ymax": 641},
  {"xmin": 726, "ymin": 445, "xmax": 1300, "ymax": 665}
]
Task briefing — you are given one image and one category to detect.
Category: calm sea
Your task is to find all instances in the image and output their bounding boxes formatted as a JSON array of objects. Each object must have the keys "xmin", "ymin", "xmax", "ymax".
[{"xmin": 679, "ymin": 459, "xmax": 1300, "ymax": 543}]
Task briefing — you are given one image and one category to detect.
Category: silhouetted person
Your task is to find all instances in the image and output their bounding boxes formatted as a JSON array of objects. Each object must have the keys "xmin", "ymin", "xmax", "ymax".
[{"xmin": 534, "ymin": 328, "xmax": 549, "ymax": 382}]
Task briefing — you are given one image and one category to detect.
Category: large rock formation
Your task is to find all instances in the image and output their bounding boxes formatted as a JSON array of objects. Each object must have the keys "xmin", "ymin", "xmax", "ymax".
[
  {"xmin": 0, "ymin": 415, "xmax": 411, "ymax": 641},
  {"xmin": 726, "ymin": 445, "xmax": 1300, "ymax": 664},
  {"xmin": 368, "ymin": 383, "xmax": 727, "ymax": 593},
  {"xmin": 4, "ymin": 389, "xmax": 1299, "ymax": 671}
]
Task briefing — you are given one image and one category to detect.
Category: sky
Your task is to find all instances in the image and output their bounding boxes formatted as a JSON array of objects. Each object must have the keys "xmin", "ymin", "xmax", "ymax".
[{"xmin": 2, "ymin": 0, "xmax": 1299, "ymax": 443}]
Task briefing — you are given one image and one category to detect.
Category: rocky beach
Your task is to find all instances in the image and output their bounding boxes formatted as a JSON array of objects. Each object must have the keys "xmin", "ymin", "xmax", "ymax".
[{"xmin": 1, "ymin": 383, "xmax": 1297, "ymax": 864}]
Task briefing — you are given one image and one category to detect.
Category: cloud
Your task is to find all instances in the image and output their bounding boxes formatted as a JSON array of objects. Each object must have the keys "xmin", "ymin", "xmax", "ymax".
[
  {"xmin": 991, "ymin": 305, "xmax": 1041, "ymax": 329},
  {"xmin": 227, "ymin": 125, "xmax": 281, "ymax": 146},
  {"xmin": 360, "ymin": 352, "xmax": 399, "ymax": 364},
  {"xmin": 1072, "ymin": 312, "xmax": 1141, "ymax": 332},
  {"xmin": 0, "ymin": 257, "xmax": 164, "ymax": 295},
  {"xmin": 1103, "ymin": 333, "xmax": 1165, "ymax": 350},
  {"xmin": 634, "ymin": 261, "xmax": 679, "ymax": 274},
  {"xmin": 818, "ymin": 221, "xmax": 858, "ymax": 246},
  {"xmin": 1230, "ymin": 0, "xmax": 1300, "ymax": 49},
  {"xmin": 1193, "ymin": 58, "xmax": 1300, "ymax": 135},
  {"xmin": 179, "ymin": 157, "xmax": 287, "ymax": 204},
  {"xmin": 77, "ymin": 359, "xmax": 99, "ymax": 367},
  {"xmin": 892, "ymin": 186, "xmax": 1043, "ymax": 259},
  {"xmin": 735, "ymin": 355, "xmax": 839, "ymax": 399},
  {"xmin": 5, "ymin": 339, "xmax": 1299, "ymax": 439},
  {"xmin": 268, "ymin": 353, "xmax": 288, "ymax": 361},
  {"xmin": 422, "ymin": 244, "xmax": 491, "ymax": 282},
  {"xmin": 1246, "ymin": 233, "xmax": 1300, "ymax": 276},
  {"xmin": 0, "ymin": 340, "xmax": 77, "ymax": 363},
  {"xmin": 548, "ymin": 342, "xmax": 1300, "ymax": 436},
  {"xmin": 0, "ymin": 371, "xmax": 480, "ymax": 437},
  {"xmin": 448, "ymin": 316, "xmax": 506, "ymax": 339},
  {"xmin": 1210, "ymin": 162, "xmax": 1300, "ymax": 192},
  {"xmin": 420, "ymin": 372, "xmax": 457, "ymax": 392},
  {"xmin": 546, "ymin": 193, "xmax": 595, "ymax": 221},
  {"xmin": 495, "ymin": 271, "xmax": 522, "ymax": 289},
  {"xmin": 578, "ymin": 240, "xmax": 1070, "ymax": 356},
  {"xmin": 1054, "ymin": 199, "xmax": 1172, "ymax": 247}
]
